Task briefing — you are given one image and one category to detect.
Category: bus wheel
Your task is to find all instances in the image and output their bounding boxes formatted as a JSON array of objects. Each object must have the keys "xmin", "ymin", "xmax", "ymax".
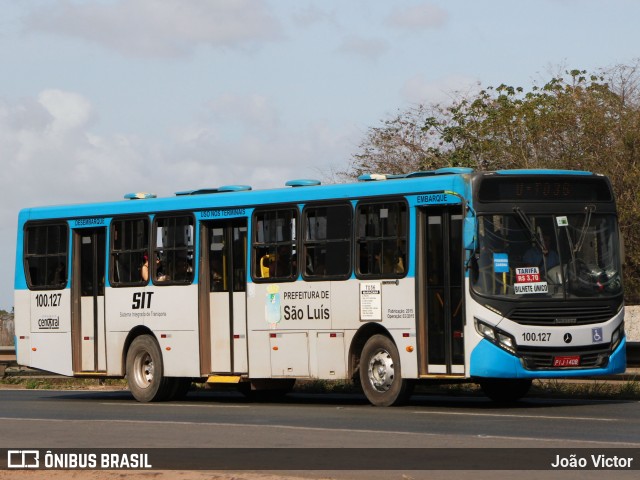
[
  {"xmin": 126, "ymin": 335, "xmax": 171, "ymax": 402},
  {"xmin": 360, "ymin": 334, "xmax": 410, "ymax": 407},
  {"xmin": 480, "ymin": 379, "xmax": 532, "ymax": 403}
]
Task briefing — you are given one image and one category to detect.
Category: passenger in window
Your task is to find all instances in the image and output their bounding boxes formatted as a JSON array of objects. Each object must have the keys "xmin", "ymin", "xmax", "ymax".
[
  {"xmin": 275, "ymin": 246, "xmax": 292, "ymax": 277},
  {"xmin": 141, "ymin": 254, "xmax": 149, "ymax": 282},
  {"xmin": 174, "ymin": 258, "xmax": 192, "ymax": 282},
  {"xmin": 52, "ymin": 262, "xmax": 66, "ymax": 285},
  {"xmin": 210, "ymin": 257, "xmax": 223, "ymax": 291},
  {"xmin": 156, "ymin": 254, "xmax": 168, "ymax": 281},
  {"xmin": 523, "ymin": 234, "xmax": 559, "ymax": 273}
]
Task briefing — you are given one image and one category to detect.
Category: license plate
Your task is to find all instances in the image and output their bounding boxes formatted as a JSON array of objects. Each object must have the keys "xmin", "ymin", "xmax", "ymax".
[{"xmin": 553, "ymin": 355, "xmax": 580, "ymax": 367}]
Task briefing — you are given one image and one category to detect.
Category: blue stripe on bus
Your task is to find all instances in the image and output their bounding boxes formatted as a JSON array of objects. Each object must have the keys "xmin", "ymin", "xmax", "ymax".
[{"xmin": 469, "ymin": 337, "xmax": 626, "ymax": 379}]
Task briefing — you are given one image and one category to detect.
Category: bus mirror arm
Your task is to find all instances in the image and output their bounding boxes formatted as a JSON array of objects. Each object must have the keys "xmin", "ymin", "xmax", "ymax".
[
  {"xmin": 464, "ymin": 216, "xmax": 477, "ymax": 251},
  {"xmin": 463, "ymin": 202, "xmax": 477, "ymax": 251}
]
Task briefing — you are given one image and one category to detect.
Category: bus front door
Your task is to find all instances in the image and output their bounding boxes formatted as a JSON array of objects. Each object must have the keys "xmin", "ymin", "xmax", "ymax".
[
  {"xmin": 417, "ymin": 207, "xmax": 465, "ymax": 376},
  {"xmin": 198, "ymin": 220, "xmax": 248, "ymax": 375},
  {"xmin": 71, "ymin": 227, "xmax": 107, "ymax": 373}
]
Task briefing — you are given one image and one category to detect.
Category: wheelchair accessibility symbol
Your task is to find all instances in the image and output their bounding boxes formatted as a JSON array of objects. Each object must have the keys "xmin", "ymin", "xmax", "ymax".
[{"xmin": 592, "ymin": 327, "xmax": 603, "ymax": 343}]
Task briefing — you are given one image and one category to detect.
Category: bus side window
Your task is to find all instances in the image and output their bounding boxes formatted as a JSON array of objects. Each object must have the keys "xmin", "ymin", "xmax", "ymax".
[
  {"xmin": 110, "ymin": 217, "xmax": 149, "ymax": 287},
  {"xmin": 356, "ymin": 201, "xmax": 407, "ymax": 279},
  {"xmin": 252, "ymin": 208, "xmax": 297, "ymax": 282},
  {"xmin": 24, "ymin": 223, "xmax": 69, "ymax": 290}
]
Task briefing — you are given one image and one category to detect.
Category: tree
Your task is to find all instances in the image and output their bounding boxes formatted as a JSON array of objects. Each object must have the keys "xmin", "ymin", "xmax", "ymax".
[{"xmin": 345, "ymin": 63, "xmax": 640, "ymax": 302}]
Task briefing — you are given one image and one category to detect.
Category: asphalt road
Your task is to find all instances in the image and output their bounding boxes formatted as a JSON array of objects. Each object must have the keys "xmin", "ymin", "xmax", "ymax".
[{"xmin": 0, "ymin": 388, "xmax": 639, "ymax": 479}]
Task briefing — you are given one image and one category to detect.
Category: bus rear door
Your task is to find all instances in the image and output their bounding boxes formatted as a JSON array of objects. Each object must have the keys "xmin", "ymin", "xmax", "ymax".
[
  {"xmin": 198, "ymin": 219, "xmax": 248, "ymax": 375},
  {"xmin": 71, "ymin": 227, "xmax": 107, "ymax": 373}
]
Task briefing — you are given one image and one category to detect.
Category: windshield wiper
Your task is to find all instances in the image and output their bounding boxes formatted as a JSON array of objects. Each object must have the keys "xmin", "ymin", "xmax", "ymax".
[
  {"xmin": 574, "ymin": 205, "xmax": 595, "ymax": 254},
  {"xmin": 513, "ymin": 206, "xmax": 547, "ymax": 254}
]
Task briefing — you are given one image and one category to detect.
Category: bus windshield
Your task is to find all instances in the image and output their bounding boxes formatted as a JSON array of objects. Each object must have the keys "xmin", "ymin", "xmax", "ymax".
[{"xmin": 470, "ymin": 211, "xmax": 622, "ymax": 299}]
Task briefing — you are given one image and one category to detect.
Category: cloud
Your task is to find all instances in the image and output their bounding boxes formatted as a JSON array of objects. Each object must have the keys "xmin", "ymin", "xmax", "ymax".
[
  {"xmin": 0, "ymin": 90, "xmax": 148, "ymax": 206},
  {"xmin": 400, "ymin": 73, "xmax": 480, "ymax": 104},
  {"xmin": 171, "ymin": 100, "xmax": 357, "ymax": 189},
  {"xmin": 23, "ymin": 0, "xmax": 284, "ymax": 58},
  {"xmin": 38, "ymin": 89, "xmax": 94, "ymax": 135},
  {"xmin": 337, "ymin": 36, "xmax": 389, "ymax": 61},
  {"xmin": 291, "ymin": 5, "xmax": 338, "ymax": 28},
  {"xmin": 387, "ymin": 2, "xmax": 448, "ymax": 30},
  {"xmin": 207, "ymin": 93, "xmax": 281, "ymax": 136},
  {"xmin": 0, "ymin": 88, "xmax": 359, "ymax": 309}
]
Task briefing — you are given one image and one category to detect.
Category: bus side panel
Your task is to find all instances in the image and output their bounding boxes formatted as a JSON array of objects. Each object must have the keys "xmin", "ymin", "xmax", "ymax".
[
  {"xmin": 20, "ymin": 289, "xmax": 73, "ymax": 376},
  {"xmin": 331, "ymin": 278, "xmax": 419, "ymax": 379},
  {"xmin": 464, "ymin": 285, "xmax": 494, "ymax": 376},
  {"xmin": 105, "ymin": 285, "xmax": 201, "ymax": 377},
  {"xmin": 14, "ymin": 289, "xmax": 31, "ymax": 368}
]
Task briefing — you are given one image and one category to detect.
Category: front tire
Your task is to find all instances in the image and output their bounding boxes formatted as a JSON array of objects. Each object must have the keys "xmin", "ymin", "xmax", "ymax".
[
  {"xmin": 359, "ymin": 334, "xmax": 411, "ymax": 406},
  {"xmin": 126, "ymin": 335, "xmax": 172, "ymax": 402}
]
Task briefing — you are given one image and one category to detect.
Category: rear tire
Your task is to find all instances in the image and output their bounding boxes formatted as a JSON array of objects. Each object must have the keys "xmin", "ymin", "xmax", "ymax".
[
  {"xmin": 359, "ymin": 334, "xmax": 411, "ymax": 406},
  {"xmin": 480, "ymin": 379, "xmax": 532, "ymax": 403},
  {"xmin": 126, "ymin": 335, "xmax": 172, "ymax": 402}
]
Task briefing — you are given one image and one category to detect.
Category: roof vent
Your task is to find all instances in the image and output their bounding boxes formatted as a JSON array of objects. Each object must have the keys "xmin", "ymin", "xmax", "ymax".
[
  {"xmin": 175, "ymin": 185, "xmax": 252, "ymax": 196},
  {"xmin": 218, "ymin": 184, "xmax": 252, "ymax": 192},
  {"xmin": 434, "ymin": 167, "xmax": 474, "ymax": 175},
  {"xmin": 358, "ymin": 173, "xmax": 388, "ymax": 181},
  {"xmin": 285, "ymin": 179, "xmax": 321, "ymax": 187},
  {"xmin": 124, "ymin": 192, "xmax": 157, "ymax": 200}
]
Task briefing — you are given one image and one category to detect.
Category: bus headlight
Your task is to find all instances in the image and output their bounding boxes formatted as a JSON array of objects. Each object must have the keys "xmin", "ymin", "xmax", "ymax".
[
  {"xmin": 475, "ymin": 319, "xmax": 496, "ymax": 340},
  {"xmin": 475, "ymin": 318, "xmax": 517, "ymax": 355},
  {"xmin": 611, "ymin": 322, "xmax": 624, "ymax": 351}
]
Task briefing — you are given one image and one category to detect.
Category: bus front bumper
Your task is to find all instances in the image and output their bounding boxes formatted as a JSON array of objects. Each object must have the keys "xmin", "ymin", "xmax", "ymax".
[{"xmin": 469, "ymin": 337, "xmax": 627, "ymax": 379}]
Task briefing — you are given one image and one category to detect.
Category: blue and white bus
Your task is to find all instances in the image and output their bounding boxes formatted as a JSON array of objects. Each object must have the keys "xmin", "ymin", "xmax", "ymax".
[{"xmin": 14, "ymin": 168, "xmax": 626, "ymax": 405}]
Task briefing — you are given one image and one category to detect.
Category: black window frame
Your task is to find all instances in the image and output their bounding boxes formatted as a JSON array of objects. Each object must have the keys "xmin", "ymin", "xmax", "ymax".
[
  {"xmin": 152, "ymin": 213, "xmax": 195, "ymax": 285},
  {"xmin": 251, "ymin": 206, "xmax": 298, "ymax": 283},
  {"xmin": 23, "ymin": 221, "xmax": 69, "ymax": 290},
  {"xmin": 110, "ymin": 215, "xmax": 150, "ymax": 287},
  {"xmin": 355, "ymin": 199, "xmax": 408, "ymax": 279},
  {"xmin": 301, "ymin": 202, "xmax": 353, "ymax": 281}
]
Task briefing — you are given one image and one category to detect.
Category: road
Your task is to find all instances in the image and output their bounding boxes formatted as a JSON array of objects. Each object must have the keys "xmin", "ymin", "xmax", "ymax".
[{"xmin": 0, "ymin": 387, "xmax": 639, "ymax": 479}]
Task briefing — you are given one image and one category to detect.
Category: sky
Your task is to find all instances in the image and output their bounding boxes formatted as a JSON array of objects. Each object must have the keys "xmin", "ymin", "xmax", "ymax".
[{"xmin": 1, "ymin": 0, "xmax": 639, "ymax": 310}]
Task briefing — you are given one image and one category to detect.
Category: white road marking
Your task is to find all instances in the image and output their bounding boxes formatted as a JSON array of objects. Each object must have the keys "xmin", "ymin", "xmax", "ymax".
[{"xmin": 411, "ymin": 411, "xmax": 618, "ymax": 422}]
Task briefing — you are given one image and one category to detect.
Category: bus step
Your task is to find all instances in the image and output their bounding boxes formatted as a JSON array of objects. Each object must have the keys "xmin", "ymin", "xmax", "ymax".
[{"xmin": 206, "ymin": 375, "xmax": 243, "ymax": 384}]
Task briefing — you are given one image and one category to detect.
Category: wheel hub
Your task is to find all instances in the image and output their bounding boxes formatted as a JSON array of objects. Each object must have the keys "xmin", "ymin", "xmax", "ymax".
[
  {"xmin": 367, "ymin": 349, "xmax": 395, "ymax": 392},
  {"xmin": 134, "ymin": 352, "xmax": 154, "ymax": 388}
]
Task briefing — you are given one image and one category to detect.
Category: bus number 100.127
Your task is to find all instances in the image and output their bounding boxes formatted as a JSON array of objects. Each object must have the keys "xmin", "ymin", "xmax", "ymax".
[{"xmin": 35, "ymin": 293, "xmax": 62, "ymax": 308}]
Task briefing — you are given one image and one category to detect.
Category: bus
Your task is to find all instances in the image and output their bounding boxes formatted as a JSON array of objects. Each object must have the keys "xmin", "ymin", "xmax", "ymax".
[{"xmin": 13, "ymin": 168, "xmax": 626, "ymax": 406}]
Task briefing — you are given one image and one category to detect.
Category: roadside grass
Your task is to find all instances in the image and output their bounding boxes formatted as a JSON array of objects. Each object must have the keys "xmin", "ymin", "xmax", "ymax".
[
  {"xmin": 0, "ymin": 376, "xmax": 128, "ymax": 390},
  {"xmin": 531, "ymin": 377, "xmax": 640, "ymax": 399}
]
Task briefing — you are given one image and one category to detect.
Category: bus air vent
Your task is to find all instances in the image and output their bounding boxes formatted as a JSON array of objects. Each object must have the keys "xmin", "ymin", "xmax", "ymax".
[
  {"xmin": 434, "ymin": 167, "xmax": 474, "ymax": 175},
  {"xmin": 124, "ymin": 192, "xmax": 157, "ymax": 200},
  {"xmin": 358, "ymin": 174, "xmax": 388, "ymax": 181},
  {"xmin": 175, "ymin": 185, "xmax": 252, "ymax": 196},
  {"xmin": 285, "ymin": 179, "xmax": 321, "ymax": 187}
]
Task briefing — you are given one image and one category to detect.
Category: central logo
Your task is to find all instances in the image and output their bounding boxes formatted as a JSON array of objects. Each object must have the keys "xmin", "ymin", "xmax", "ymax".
[{"xmin": 563, "ymin": 333, "xmax": 573, "ymax": 344}]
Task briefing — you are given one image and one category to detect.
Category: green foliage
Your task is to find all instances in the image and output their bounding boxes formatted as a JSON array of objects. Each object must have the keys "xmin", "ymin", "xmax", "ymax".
[{"xmin": 345, "ymin": 62, "xmax": 640, "ymax": 303}]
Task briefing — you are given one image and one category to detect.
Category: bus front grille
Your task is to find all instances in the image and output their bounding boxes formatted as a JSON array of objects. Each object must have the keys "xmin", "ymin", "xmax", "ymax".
[
  {"xmin": 518, "ymin": 344, "xmax": 611, "ymax": 370},
  {"xmin": 508, "ymin": 306, "xmax": 614, "ymax": 326}
]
